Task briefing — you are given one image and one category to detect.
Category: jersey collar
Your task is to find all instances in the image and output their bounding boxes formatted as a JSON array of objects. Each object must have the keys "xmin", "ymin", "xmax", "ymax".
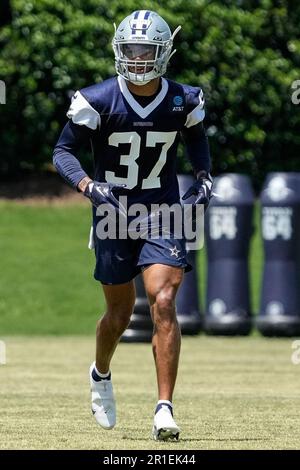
[{"xmin": 117, "ymin": 76, "xmax": 168, "ymax": 119}]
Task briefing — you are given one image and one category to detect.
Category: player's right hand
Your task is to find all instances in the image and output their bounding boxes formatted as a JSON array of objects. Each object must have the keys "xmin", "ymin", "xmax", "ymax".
[{"xmin": 84, "ymin": 181, "xmax": 127, "ymax": 214}]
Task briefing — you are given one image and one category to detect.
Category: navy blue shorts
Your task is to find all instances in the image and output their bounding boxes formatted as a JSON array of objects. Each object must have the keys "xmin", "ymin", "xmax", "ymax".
[{"xmin": 93, "ymin": 234, "xmax": 191, "ymax": 285}]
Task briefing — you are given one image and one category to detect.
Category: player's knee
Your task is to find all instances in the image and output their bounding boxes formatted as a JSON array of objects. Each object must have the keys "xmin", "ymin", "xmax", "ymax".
[
  {"xmin": 112, "ymin": 314, "xmax": 131, "ymax": 335},
  {"xmin": 155, "ymin": 287, "xmax": 177, "ymax": 322},
  {"xmin": 97, "ymin": 307, "xmax": 132, "ymax": 335},
  {"xmin": 106, "ymin": 295, "xmax": 135, "ymax": 314},
  {"xmin": 156, "ymin": 292, "xmax": 174, "ymax": 313}
]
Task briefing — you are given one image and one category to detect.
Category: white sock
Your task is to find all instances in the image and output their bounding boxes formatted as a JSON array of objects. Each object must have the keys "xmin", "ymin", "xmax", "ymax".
[
  {"xmin": 157, "ymin": 400, "xmax": 173, "ymax": 408},
  {"xmin": 94, "ymin": 364, "xmax": 110, "ymax": 379}
]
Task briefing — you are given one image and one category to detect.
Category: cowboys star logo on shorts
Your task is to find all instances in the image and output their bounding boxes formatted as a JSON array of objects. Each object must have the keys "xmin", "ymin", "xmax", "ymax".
[{"xmin": 169, "ymin": 246, "xmax": 180, "ymax": 258}]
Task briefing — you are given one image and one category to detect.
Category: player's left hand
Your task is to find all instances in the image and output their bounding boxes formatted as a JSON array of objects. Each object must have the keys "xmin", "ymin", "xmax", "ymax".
[{"xmin": 182, "ymin": 171, "xmax": 213, "ymax": 211}]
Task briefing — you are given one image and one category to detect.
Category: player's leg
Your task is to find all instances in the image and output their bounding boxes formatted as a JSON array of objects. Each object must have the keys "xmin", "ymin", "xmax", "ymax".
[
  {"xmin": 142, "ymin": 263, "xmax": 183, "ymax": 440},
  {"xmin": 90, "ymin": 280, "xmax": 135, "ymax": 430},
  {"xmin": 90, "ymin": 229, "xmax": 141, "ymax": 429},
  {"xmin": 143, "ymin": 264, "xmax": 182, "ymax": 400},
  {"xmin": 96, "ymin": 281, "xmax": 136, "ymax": 374}
]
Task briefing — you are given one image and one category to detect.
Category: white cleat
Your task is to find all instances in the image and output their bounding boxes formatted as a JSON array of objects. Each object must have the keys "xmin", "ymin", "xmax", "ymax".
[
  {"xmin": 152, "ymin": 404, "xmax": 180, "ymax": 441},
  {"xmin": 89, "ymin": 362, "xmax": 116, "ymax": 430}
]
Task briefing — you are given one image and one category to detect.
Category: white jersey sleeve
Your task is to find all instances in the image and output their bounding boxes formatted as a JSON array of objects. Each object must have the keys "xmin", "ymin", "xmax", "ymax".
[
  {"xmin": 184, "ymin": 88, "xmax": 205, "ymax": 128},
  {"xmin": 66, "ymin": 91, "xmax": 101, "ymax": 130}
]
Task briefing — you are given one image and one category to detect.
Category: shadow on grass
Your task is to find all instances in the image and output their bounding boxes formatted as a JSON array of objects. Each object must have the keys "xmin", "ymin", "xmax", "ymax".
[
  {"xmin": 122, "ymin": 436, "xmax": 270, "ymax": 442},
  {"xmin": 180, "ymin": 437, "xmax": 271, "ymax": 442}
]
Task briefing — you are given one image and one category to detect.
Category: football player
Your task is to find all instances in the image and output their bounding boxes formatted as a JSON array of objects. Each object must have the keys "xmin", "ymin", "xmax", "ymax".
[{"xmin": 53, "ymin": 10, "xmax": 212, "ymax": 441}]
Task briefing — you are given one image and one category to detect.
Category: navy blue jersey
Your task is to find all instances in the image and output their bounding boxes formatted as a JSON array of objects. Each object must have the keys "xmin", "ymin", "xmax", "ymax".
[{"xmin": 54, "ymin": 76, "xmax": 209, "ymax": 206}]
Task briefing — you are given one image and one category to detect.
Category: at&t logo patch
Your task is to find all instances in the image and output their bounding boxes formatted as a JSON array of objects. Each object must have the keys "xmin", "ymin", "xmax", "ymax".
[{"xmin": 172, "ymin": 95, "xmax": 184, "ymax": 111}]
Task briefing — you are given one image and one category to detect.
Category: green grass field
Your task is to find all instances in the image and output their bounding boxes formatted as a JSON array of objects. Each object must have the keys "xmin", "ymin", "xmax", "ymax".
[
  {"xmin": 0, "ymin": 201, "xmax": 262, "ymax": 334},
  {"xmin": 0, "ymin": 201, "xmax": 102, "ymax": 334},
  {"xmin": 0, "ymin": 336, "xmax": 299, "ymax": 450},
  {"xmin": 0, "ymin": 202, "xmax": 299, "ymax": 450}
]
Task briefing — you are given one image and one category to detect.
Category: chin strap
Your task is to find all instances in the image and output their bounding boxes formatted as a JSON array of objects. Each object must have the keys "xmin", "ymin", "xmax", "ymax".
[{"xmin": 128, "ymin": 79, "xmax": 151, "ymax": 86}]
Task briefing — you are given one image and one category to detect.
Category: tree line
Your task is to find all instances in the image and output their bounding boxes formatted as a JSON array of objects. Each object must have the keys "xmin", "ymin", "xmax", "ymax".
[{"xmin": 0, "ymin": 0, "xmax": 299, "ymax": 188}]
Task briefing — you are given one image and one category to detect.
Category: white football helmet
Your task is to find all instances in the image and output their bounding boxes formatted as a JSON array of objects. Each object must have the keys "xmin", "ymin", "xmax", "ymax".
[{"xmin": 112, "ymin": 10, "xmax": 181, "ymax": 85}]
